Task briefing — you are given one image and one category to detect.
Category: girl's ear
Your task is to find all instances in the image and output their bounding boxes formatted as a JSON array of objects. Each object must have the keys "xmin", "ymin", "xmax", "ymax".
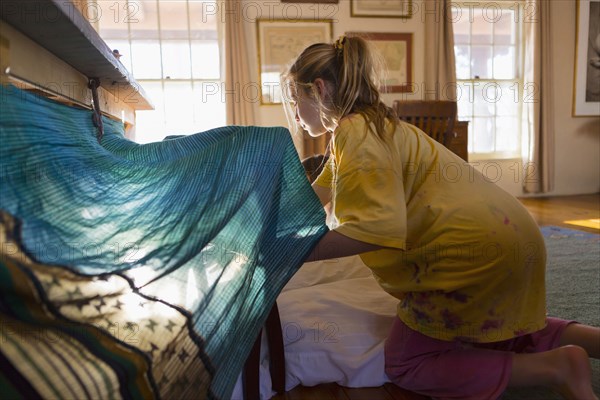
[{"xmin": 313, "ymin": 78, "xmax": 328, "ymax": 99}]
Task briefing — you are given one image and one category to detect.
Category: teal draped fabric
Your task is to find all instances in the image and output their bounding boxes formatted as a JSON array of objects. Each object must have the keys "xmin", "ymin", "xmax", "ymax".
[{"xmin": 0, "ymin": 85, "xmax": 328, "ymax": 399}]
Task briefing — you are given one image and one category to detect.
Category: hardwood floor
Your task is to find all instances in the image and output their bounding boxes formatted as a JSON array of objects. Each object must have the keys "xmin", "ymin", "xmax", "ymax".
[
  {"xmin": 518, "ymin": 193, "xmax": 599, "ymax": 233},
  {"xmin": 271, "ymin": 194, "xmax": 600, "ymax": 400}
]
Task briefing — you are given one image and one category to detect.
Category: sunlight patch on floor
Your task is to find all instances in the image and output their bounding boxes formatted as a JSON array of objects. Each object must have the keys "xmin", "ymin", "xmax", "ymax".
[{"xmin": 564, "ymin": 218, "xmax": 600, "ymax": 230}]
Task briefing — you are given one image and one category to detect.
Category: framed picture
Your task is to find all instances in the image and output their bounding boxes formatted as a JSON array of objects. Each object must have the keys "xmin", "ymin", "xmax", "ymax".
[
  {"xmin": 573, "ymin": 0, "xmax": 600, "ymax": 116},
  {"xmin": 257, "ymin": 19, "xmax": 333, "ymax": 105},
  {"xmin": 347, "ymin": 32, "xmax": 413, "ymax": 93},
  {"xmin": 281, "ymin": 0, "xmax": 338, "ymax": 3},
  {"xmin": 351, "ymin": 0, "xmax": 412, "ymax": 18}
]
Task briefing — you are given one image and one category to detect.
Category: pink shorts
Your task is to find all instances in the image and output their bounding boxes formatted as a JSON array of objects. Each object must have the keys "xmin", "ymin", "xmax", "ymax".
[{"xmin": 384, "ymin": 317, "xmax": 575, "ymax": 400}]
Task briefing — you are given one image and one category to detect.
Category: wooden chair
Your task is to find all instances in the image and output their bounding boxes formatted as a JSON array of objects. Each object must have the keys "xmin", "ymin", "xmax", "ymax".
[
  {"xmin": 244, "ymin": 303, "xmax": 286, "ymax": 399},
  {"xmin": 392, "ymin": 100, "xmax": 457, "ymax": 147}
]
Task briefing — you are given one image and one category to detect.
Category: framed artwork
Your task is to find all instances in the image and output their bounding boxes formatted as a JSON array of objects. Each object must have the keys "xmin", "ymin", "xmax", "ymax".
[
  {"xmin": 347, "ymin": 32, "xmax": 413, "ymax": 93},
  {"xmin": 350, "ymin": 0, "xmax": 412, "ymax": 18},
  {"xmin": 257, "ymin": 19, "xmax": 333, "ymax": 105},
  {"xmin": 281, "ymin": 0, "xmax": 338, "ymax": 3},
  {"xmin": 573, "ymin": 0, "xmax": 600, "ymax": 116}
]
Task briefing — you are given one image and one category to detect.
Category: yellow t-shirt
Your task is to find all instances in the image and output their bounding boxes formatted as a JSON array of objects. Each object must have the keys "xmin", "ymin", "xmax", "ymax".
[{"xmin": 314, "ymin": 114, "xmax": 546, "ymax": 343}]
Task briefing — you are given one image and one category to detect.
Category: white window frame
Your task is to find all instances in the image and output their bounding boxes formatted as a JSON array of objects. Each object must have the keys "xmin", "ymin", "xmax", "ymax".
[
  {"xmin": 92, "ymin": 0, "xmax": 226, "ymax": 143},
  {"xmin": 452, "ymin": 0, "xmax": 525, "ymax": 161}
]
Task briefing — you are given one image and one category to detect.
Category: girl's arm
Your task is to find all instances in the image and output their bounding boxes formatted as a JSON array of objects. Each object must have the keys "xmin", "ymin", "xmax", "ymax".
[
  {"xmin": 312, "ymin": 181, "xmax": 331, "ymax": 205},
  {"xmin": 312, "ymin": 181, "xmax": 333, "ymax": 219},
  {"xmin": 308, "ymin": 182, "xmax": 382, "ymax": 261},
  {"xmin": 305, "ymin": 230, "xmax": 382, "ymax": 262}
]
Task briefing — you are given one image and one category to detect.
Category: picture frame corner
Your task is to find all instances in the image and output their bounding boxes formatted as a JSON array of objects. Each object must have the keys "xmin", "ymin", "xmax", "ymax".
[
  {"xmin": 350, "ymin": 0, "xmax": 413, "ymax": 19},
  {"xmin": 257, "ymin": 19, "xmax": 334, "ymax": 105},
  {"xmin": 572, "ymin": 0, "xmax": 600, "ymax": 116}
]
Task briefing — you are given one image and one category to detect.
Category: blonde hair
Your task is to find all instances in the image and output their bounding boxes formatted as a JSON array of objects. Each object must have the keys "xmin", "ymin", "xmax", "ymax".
[{"xmin": 282, "ymin": 36, "xmax": 397, "ymax": 140}]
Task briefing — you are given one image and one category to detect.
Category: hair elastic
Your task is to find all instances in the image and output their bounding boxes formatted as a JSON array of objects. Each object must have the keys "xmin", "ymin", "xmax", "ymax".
[{"xmin": 334, "ymin": 35, "xmax": 346, "ymax": 53}]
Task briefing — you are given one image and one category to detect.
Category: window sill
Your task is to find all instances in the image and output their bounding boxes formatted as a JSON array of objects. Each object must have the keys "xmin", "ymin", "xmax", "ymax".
[{"xmin": 467, "ymin": 153, "xmax": 521, "ymax": 163}]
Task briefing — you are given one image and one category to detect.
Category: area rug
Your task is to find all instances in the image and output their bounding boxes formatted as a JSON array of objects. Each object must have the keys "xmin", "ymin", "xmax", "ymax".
[{"xmin": 502, "ymin": 226, "xmax": 600, "ymax": 399}]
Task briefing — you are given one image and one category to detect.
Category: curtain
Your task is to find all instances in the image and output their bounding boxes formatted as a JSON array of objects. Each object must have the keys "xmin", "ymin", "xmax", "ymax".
[
  {"xmin": 522, "ymin": 0, "xmax": 555, "ymax": 193},
  {"xmin": 224, "ymin": 0, "xmax": 256, "ymax": 125},
  {"xmin": 0, "ymin": 84, "xmax": 326, "ymax": 399},
  {"xmin": 423, "ymin": 0, "xmax": 457, "ymax": 101}
]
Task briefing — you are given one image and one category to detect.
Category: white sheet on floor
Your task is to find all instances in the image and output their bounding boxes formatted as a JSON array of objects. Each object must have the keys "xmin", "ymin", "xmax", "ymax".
[{"xmin": 231, "ymin": 256, "xmax": 398, "ymax": 399}]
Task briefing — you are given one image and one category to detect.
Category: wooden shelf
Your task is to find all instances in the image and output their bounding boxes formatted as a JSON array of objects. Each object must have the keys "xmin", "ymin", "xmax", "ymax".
[{"xmin": 0, "ymin": 0, "xmax": 152, "ymax": 110}]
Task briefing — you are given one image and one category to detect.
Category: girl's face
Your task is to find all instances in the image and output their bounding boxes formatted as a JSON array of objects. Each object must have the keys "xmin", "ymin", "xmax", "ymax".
[{"xmin": 293, "ymin": 85, "xmax": 328, "ymax": 137}]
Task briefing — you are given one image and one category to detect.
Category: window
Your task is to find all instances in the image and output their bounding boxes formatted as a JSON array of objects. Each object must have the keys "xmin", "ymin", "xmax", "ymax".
[
  {"xmin": 95, "ymin": 0, "xmax": 226, "ymax": 143},
  {"xmin": 452, "ymin": 1, "xmax": 524, "ymax": 159}
]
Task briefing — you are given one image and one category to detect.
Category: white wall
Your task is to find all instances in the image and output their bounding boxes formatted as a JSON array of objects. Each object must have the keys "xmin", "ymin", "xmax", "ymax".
[
  {"xmin": 242, "ymin": 0, "xmax": 599, "ymax": 197},
  {"xmin": 547, "ymin": 0, "xmax": 600, "ymax": 196}
]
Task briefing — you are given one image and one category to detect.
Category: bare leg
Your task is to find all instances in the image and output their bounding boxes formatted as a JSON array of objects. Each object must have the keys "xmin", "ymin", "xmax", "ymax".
[
  {"xmin": 559, "ymin": 323, "xmax": 600, "ymax": 359},
  {"xmin": 509, "ymin": 345, "xmax": 598, "ymax": 400}
]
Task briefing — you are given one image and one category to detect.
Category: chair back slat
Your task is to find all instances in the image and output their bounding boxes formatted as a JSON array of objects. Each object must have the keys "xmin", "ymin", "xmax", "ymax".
[{"xmin": 392, "ymin": 100, "xmax": 457, "ymax": 146}]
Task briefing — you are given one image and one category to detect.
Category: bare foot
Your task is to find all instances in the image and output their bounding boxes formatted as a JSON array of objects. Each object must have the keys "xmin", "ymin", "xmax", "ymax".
[{"xmin": 553, "ymin": 345, "xmax": 598, "ymax": 400}]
